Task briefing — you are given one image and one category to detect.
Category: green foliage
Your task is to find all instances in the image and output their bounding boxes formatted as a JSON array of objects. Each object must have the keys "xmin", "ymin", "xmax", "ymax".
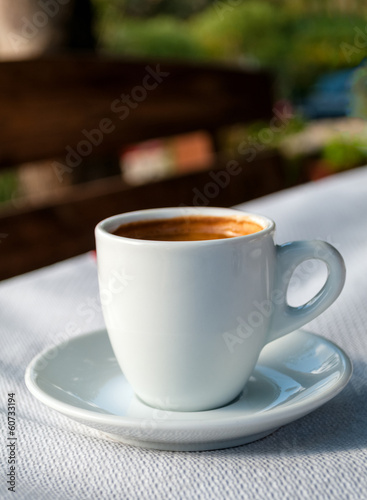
[
  {"xmin": 94, "ymin": 0, "xmax": 213, "ymax": 20},
  {"xmin": 284, "ymin": 16, "xmax": 367, "ymax": 93},
  {"xmin": 105, "ymin": 17, "xmax": 205, "ymax": 59},
  {"xmin": 0, "ymin": 171, "xmax": 18, "ymax": 204},
  {"xmin": 93, "ymin": 1, "xmax": 367, "ymax": 96},
  {"xmin": 246, "ymin": 114, "xmax": 306, "ymax": 145},
  {"xmin": 322, "ymin": 135, "xmax": 367, "ymax": 171},
  {"xmin": 350, "ymin": 66, "xmax": 367, "ymax": 119},
  {"xmin": 221, "ymin": 113, "xmax": 306, "ymax": 162},
  {"xmin": 190, "ymin": 1, "xmax": 287, "ymax": 61},
  {"xmin": 190, "ymin": 5, "xmax": 367, "ymax": 95}
]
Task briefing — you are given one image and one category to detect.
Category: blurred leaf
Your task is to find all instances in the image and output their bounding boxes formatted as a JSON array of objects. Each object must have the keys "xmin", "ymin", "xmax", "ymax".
[
  {"xmin": 322, "ymin": 135, "xmax": 367, "ymax": 170},
  {"xmin": 102, "ymin": 16, "xmax": 206, "ymax": 59},
  {"xmin": 0, "ymin": 171, "xmax": 18, "ymax": 205}
]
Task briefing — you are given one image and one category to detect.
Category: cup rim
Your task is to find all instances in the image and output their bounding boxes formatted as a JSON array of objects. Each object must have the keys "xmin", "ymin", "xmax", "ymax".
[{"xmin": 95, "ymin": 206, "xmax": 275, "ymax": 246}]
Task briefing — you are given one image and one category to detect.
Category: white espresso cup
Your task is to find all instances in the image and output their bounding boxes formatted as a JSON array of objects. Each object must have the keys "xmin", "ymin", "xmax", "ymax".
[{"xmin": 95, "ymin": 207, "xmax": 345, "ymax": 412}]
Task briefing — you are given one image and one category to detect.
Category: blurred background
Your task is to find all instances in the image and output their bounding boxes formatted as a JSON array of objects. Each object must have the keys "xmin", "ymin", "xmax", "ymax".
[{"xmin": 1, "ymin": 0, "xmax": 367, "ymax": 278}]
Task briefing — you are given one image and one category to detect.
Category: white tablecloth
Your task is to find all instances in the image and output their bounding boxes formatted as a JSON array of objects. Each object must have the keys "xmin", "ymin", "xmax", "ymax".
[{"xmin": 1, "ymin": 166, "xmax": 367, "ymax": 499}]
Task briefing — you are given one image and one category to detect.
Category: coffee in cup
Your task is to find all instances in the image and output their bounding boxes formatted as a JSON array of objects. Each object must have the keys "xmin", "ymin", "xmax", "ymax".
[{"xmin": 112, "ymin": 215, "xmax": 264, "ymax": 241}]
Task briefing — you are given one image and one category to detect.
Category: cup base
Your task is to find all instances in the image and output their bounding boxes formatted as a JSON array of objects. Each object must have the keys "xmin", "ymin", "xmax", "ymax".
[{"xmin": 134, "ymin": 389, "xmax": 246, "ymax": 413}]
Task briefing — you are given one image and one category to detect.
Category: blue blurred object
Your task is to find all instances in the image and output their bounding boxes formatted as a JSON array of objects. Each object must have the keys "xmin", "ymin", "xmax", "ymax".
[{"xmin": 300, "ymin": 69, "xmax": 355, "ymax": 119}]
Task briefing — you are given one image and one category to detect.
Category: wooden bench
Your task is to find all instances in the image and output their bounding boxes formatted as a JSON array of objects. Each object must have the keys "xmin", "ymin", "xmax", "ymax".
[{"xmin": 0, "ymin": 55, "xmax": 284, "ymax": 279}]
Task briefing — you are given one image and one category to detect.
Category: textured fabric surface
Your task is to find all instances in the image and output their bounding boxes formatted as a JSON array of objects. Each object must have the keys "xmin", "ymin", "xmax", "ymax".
[{"xmin": 1, "ymin": 166, "xmax": 367, "ymax": 499}]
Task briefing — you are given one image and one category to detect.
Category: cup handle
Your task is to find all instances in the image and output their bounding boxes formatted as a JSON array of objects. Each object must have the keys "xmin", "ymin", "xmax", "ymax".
[{"xmin": 267, "ymin": 240, "xmax": 346, "ymax": 344}]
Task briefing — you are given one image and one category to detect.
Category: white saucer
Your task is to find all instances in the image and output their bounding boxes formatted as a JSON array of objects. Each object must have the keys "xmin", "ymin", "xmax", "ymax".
[{"xmin": 25, "ymin": 329, "xmax": 352, "ymax": 452}]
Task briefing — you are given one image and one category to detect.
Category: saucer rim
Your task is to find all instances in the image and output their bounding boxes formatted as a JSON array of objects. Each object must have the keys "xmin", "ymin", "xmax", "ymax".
[{"xmin": 25, "ymin": 328, "xmax": 353, "ymax": 435}]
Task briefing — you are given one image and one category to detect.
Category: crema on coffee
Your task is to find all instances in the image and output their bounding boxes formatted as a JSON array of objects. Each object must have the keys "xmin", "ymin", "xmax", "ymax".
[{"xmin": 113, "ymin": 215, "xmax": 264, "ymax": 241}]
